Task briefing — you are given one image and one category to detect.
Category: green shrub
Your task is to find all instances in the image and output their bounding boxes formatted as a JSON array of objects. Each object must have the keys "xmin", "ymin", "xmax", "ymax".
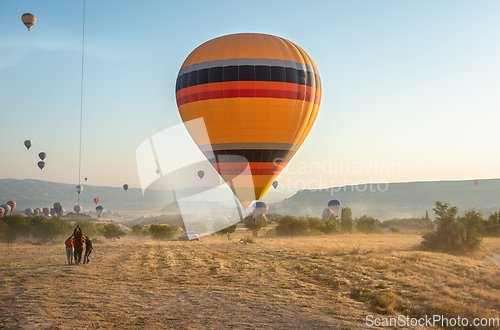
[
  {"xmin": 149, "ymin": 224, "xmax": 178, "ymax": 240},
  {"xmin": 307, "ymin": 217, "xmax": 323, "ymax": 231},
  {"xmin": 320, "ymin": 221, "xmax": 339, "ymax": 234},
  {"xmin": 101, "ymin": 224, "xmax": 126, "ymax": 240},
  {"xmin": 265, "ymin": 228, "xmax": 276, "ymax": 236},
  {"xmin": 421, "ymin": 202, "xmax": 483, "ymax": 254},
  {"xmin": 356, "ymin": 215, "xmax": 383, "ymax": 234},
  {"xmin": 244, "ymin": 220, "xmax": 266, "ymax": 237},
  {"xmin": 276, "ymin": 215, "xmax": 309, "ymax": 236},
  {"xmin": 389, "ymin": 226, "xmax": 401, "ymax": 233},
  {"xmin": 215, "ymin": 223, "xmax": 238, "ymax": 241},
  {"xmin": 131, "ymin": 224, "xmax": 144, "ymax": 235},
  {"xmin": 340, "ymin": 207, "xmax": 356, "ymax": 233}
]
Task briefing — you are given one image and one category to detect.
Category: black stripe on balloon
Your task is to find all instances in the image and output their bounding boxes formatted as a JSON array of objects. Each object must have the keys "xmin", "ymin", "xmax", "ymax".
[
  {"xmin": 202, "ymin": 149, "xmax": 296, "ymax": 164},
  {"xmin": 176, "ymin": 65, "xmax": 320, "ymax": 93}
]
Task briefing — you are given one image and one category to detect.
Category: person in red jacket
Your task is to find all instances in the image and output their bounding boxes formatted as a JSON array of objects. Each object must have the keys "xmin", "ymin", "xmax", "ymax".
[
  {"xmin": 73, "ymin": 225, "xmax": 84, "ymax": 265},
  {"xmin": 65, "ymin": 235, "xmax": 74, "ymax": 265}
]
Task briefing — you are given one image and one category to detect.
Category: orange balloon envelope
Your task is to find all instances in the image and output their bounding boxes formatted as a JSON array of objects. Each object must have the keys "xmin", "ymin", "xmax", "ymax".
[
  {"xmin": 21, "ymin": 13, "xmax": 36, "ymax": 31},
  {"xmin": 176, "ymin": 33, "xmax": 321, "ymax": 208},
  {"xmin": 473, "ymin": 180, "xmax": 479, "ymax": 187}
]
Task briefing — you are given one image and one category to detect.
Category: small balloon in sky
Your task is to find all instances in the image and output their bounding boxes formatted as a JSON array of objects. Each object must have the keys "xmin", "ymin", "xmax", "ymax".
[
  {"xmin": 123, "ymin": 184, "xmax": 129, "ymax": 191},
  {"xmin": 24, "ymin": 140, "xmax": 32, "ymax": 150},
  {"xmin": 85, "ymin": 178, "xmax": 88, "ymax": 181},
  {"xmin": 38, "ymin": 152, "xmax": 46, "ymax": 161},
  {"xmin": 197, "ymin": 170, "xmax": 205, "ymax": 179},
  {"xmin": 21, "ymin": 13, "xmax": 36, "ymax": 31},
  {"xmin": 74, "ymin": 205, "xmax": 82, "ymax": 214},
  {"xmin": 93, "ymin": 198, "xmax": 99, "ymax": 204},
  {"xmin": 76, "ymin": 185, "xmax": 83, "ymax": 194},
  {"xmin": 272, "ymin": 181, "xmax": 278, "ymax": 189},
  {"xmin": 37, "ymin": 161, "xmax": 45, "ymax": 170},
  {"xmin": 474, "ymin": 201, "xmax": 480, "ymax": 207},
  {"xmin": 473, "ymin": 180, "xmax": 479, "ymax": 187}
]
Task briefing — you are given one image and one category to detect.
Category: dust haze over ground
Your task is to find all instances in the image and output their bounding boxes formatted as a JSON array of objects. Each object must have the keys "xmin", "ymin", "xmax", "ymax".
[{"xmin": 1, "ymin": 230, "xmax": 500, "ymax": 330}]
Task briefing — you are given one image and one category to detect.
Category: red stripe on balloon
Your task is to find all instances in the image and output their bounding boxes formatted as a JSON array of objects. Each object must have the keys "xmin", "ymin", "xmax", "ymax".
[{"xmin": 177, "ymin": 89, "xmax": 318, "ymax": 107}]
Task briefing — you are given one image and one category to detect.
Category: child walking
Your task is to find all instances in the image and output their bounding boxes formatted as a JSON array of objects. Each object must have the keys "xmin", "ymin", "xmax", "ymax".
[
  {"xmin": 64, "ymin": 236, "xmax": 74, "ymax": 265},
  {"xmin": 83, "ymin": 236, "xmax": 93, "ymax": 264}
]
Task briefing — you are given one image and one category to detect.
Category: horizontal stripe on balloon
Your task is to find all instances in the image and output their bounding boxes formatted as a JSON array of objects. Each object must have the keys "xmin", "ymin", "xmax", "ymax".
[
  {"xmin": 177, "ymin": 88, "xmax": 319, "ymax": 107},
  {"xmin": 204, "ymin": 149, "xmax": 296, "ymax": 164},
  {"xmin": 213, "ymin": 162, "xmax": 286, "ymax": 176},
  {"xmin": 175, "ymin": 65, "xmax": 320, "ymax": 92},
  {"xmin": 176, "ymin": 81, "xmax": 321, "ymax": 101}
]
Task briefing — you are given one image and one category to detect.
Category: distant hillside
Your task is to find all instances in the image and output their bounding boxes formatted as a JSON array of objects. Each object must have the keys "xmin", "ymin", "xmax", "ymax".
[
  {"xmin": 269, "ymin": 179, "xmax": 500, "ymax": 220},
  {"xmin": 0, "ymin": 178, "xmax": 165, "ymax": 212}
]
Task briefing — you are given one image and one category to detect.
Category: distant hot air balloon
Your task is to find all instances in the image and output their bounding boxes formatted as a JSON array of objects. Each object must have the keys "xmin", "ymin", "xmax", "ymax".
[
  {"xmin": 33, "ymin": 209, "xmax": 40, "ymax": 216},
  {"xmin": 93, "ymin": 198, "xmax": 100, "ymax": 204},
  {"xmin": 197, "ymin": 171, "xmax": 205, "ymax": 179},
  {"xmin": 53, "ymin": 202, "xmax": 62, "ymax": 216},
  {"xmin": 24, "ymin": 140, "xmax": 32, "ymax": 150},
  {"xmin": 473, "ymin": 180, "xmax": 479, "ymax": 187},
  {"xmin": 50, "ymin": 208, "xmax": 56, "ymax": 216},
  {"xmin": 38, "ymin": 152, "xmax": 46, "ymax": 161},
  {"xmin": 60, "ymin": 208, "xmax": 65, "ymax": 216},
  {"xmin": 272, "ymin": 181, "xmax": 278, "ymax": 189},
  {"xmin": 328, "ymin": 200, "xmax": 341, "ymax": 219},
  {"xmin": 156, "ymin": 170, "xmax": 160, "ymax": 174},
  {"xmin": 74, "ymin": 205, "xmax": 82, "ymax": 214},
  {"xmin": 0, "ymin": 207, "xmax": 4, "ymax": 218},
  {"xmin": 0, "ymin": 204, "xmax": 11, "ymax": 216},
  {"xmin": 252, "ymin": 201, "xmax": 268, "ymax": 216},
  {"xmin": 322, "ymin": 208, "xmax": 333, "ymax": 223},
  {"xmin": 21, "ymin": 13, "xmax": 36, "ymax": 31},
  {"xmin": 42, "ymin": 207, "xmax": 50, "ymax": 216},
  {"xmin": 76, "ymin": 185, "xmax": 83, "ymax": 194},
  {"xmin": 37, "ymin": 161, "xmax": 45, "ymax": 170},
  {"xmin": 176, "ymin": 33, "xmax": 321, "ymax": 208},
  {"xmin": 96, "ymin": 206, "xmax": 104, "ymax": 218},
  {"xmin": 85, "ymin": 178, "xmax": 88, "ymax": 181},
  {"xmin": 25, "ymin": 208, "xmax": 33, "ymax": 216},
  {"xmin": 474, "ymin": 201, "xmax": 480, "ymax": 207},
  {"xmin": 7, "ymin": 201, "xmax": 16, "ymax": 211},
  {"xmin": 123, "ymin": 184, "xmax": 129, "ymax": 191}
]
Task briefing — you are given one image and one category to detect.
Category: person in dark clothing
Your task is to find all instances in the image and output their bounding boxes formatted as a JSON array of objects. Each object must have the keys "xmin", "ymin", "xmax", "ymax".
[
  {"xmin": 73, "ymin": 226, "xmax": 84, "ymax": 265},
  {"xmin": 83, "ymin": 236, "xmax": 93, "ymax": 264}
]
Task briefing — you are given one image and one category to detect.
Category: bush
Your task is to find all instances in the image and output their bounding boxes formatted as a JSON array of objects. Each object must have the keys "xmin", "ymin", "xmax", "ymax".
[
  {"xmin": 276, "ymin": 216, "xmax": 309, "ymax": 236},
  {"xmin": 30, "ymin": 216, "xmax": 73, "ymax": 244},
  {"xmin": 245, "ymin": 220, "xmax": 266, "ymax": 237},
  {"xmin": 0, "ymin": 214, "xmax": 31, "ymax": 244},
  {"xmin": 483, "ymin": 212, "xmax": 500, "ymax": 237},
  {"xmin": 307, "ymin": 217, "xmax": 323, "ymax": 231},
  {"xmin": 421, "ymin": 201, "xmax": 483, "ymax": 254},
  {"xmin": 149, "ymin": 224, "xmax": 178, "ymax": 240},
  {"xmin": 265, "ymin": 228, "xmax": 276, "ymax": 236},
  {"xmin": 131, "ymin": 224, "xmax": 144, "ymax": 235},
  {"xmin": 101, "ymin": 224, "xmax": 126, "ymax": 240},
  {"xmin": 75, "ymin": 220, "xmax": 96, "ymax": 237},
  {"xmin": 215, "ymin": 223, "xmax": 238, "ymax": 241},
  {"xmin": 389, "ymin": 226, "xmax": 401, "ymax": 233},
  {"xmin": 320, "ymin": 221, "xmax": 339, "ymax": 234},
  {"xmin": 356, "ymin": 216, "xmax": 383, "ymax": 234}
]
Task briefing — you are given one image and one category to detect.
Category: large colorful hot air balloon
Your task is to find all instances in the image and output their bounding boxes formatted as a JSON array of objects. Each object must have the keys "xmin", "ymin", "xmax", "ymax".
[
  {"xmin": 21, "ymin": 13, "xmax": 36, "ymax": 31},
  {"xmin": 96, "ymin": 206, "xmax": 104, "ymax": 218},
  {"xmin": 50, "ymin": 208, "xmax": 56, "ymax": 216},
  {"xmin": 7, "ymin": 201, "xmax": 16, "ymax": 211},
  {"xmin": 328, "ymin": 200, "xmax": 341, "ymax": 219},
  {"xmin": 25, "ymin": 208, "xmax": 33, "ymax": 216},
  {"xmin": 54, "ymin": 202, "xmax": 62, "ymax": 216},
  {"xmin": 38, "ymin": 152, "xmax": 46, "ymax": 161},
  {"xmin": 33, "ymin": 209, "xmax": 40, "ymax": 216},
  {"xmin": 473, "ymin": 180, "xmax": 479, "ymax": 187},
  {"xmin": 37, "ymin": 161, "xmax": 45, "ymax": 170},
  {"xmin": 176, "ymin": 33, "xmax": 321, "ymax": 208},
  {"xmin": 93, "ymin": 198, "xmax": 100, "ymax": 204},
  {"xmin": 76, "ymin": 185, "xmax": 83, "ymax": 194},
  {"xmin": 74, "ymin": 205, "xmax": 82, "ymax": 214},
  {"xmin": 24, "ymin": 140, "xmax": 32, "ymax": 150},
  {"xmin": 272, "ymin": 181, "xmax": 278, "ymax": 189},
  {"xmin": 0, "ymin": 207, "xmax": 4, "ymax": 218},
  {"xmin": 123, "ymin": 184, "xmax": 129, "ymax": 191},
  {"xmin": 0, "ymin": 204, "xmax": 11, "ymax": 216}
]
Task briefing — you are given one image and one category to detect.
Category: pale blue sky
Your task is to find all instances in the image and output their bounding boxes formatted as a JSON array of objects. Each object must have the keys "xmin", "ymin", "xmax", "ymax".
[{"xmin": 1, "ymin": 0, "xmax": 499, "ymax": 194}]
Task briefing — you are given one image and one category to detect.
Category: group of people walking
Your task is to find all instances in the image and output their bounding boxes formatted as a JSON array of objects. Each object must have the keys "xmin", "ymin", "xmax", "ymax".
[{"xmin": 65, "ymin": 225, "xmax": 93, "ymax": 265}]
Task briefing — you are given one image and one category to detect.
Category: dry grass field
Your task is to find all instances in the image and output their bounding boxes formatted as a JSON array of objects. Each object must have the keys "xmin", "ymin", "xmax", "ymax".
[{"xmin": 1, "ymin": 229, "xmax": 499, "ymax": 329}]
